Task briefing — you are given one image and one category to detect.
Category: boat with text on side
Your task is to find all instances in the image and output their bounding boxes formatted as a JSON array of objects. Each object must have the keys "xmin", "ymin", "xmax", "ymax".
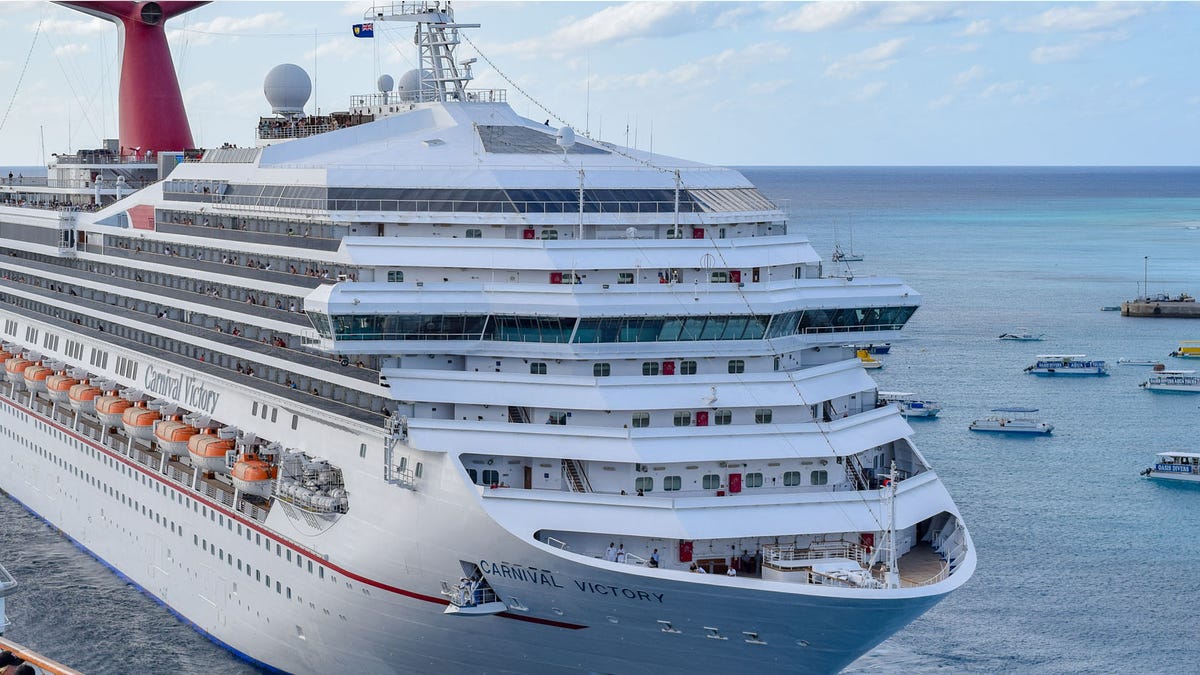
[
  {"xmin": 998, "ymin": 328, "xmax": 1045, "ymax": 341},
  {"xmin": 1169, "ymin": 341, "xmax": 1200, "ymax": 358},
  {"xmin": 0, "ymin": 2, "xmax": 974, "ymax": 673},
  {"xmin": 1139, "ymin": 370, "xmax": 1200, "ymax": 393},
  {"xmin": 1140, "ymin": 452, "xmax": 1200, "ymax": 483},
  {"xmin": 878, "ymin": 392, "xmax": 941, "ymax": 418},
  {"xmin": 968, "ymin": 408, "xmax": 1053, "ymax": 435},
  {"xmin": 1024, "ymin": 354, "xmax": 1108, "ymax": 376}
]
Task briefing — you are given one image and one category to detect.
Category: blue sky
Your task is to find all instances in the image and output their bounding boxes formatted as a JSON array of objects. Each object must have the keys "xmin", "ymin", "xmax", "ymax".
[{"xmin": 0, "ymin": 1, "xmax": 1196, "ymax": 166}]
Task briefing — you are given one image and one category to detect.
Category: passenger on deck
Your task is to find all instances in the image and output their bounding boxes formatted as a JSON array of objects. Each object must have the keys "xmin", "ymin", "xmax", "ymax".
[{"xmin": 604, "ymin": 542, "xmax": 616, "ymax": 562}]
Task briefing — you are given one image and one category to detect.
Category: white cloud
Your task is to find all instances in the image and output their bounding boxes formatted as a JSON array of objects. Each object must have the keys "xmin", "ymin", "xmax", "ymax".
[
  {"xmin": 824, "ymin": 38, "xmax": 908, "ymax": 80},
  {"xmin": 958, "ymin": 19, "xmax": 991, "ymax": 36},
  {"xmin": 502, "ymin": 2, "xmax": 719, "ymax": 56},
  {"xmin": 32, "ymin": 17, "xmax": 109, "ymax": 37},
  {"xmin": 849, "ymin": 81, "xmax": 887, "ymax": 102},
  {"xmin": 1029, "ymin": 31, "xmax": 1127, "ymax": 64},
  {"xmin": 928, "ymin": 93, "xmax": 956, "ymax": 109},
  {"xmin": 53, "ymin": 43, "xmax": 90, "ymax": 58},
  {"xmin": 1125, "ymin": 76, "xmax": 1150, "ymax": 89},
  {"xmin": 592, "ymin": 42, "xmax": 789, "ymax": 91},
  {"xmin": 979, "ymin": 80, "xmax": 1051, "ymax": 105},
  {"xmin": 775, "ymin": 2, "xmax": 865, "ymax": 32},
  {"xmin": 745, "ymin": 79, "xmax": 792, "ymax": 96},
  {"xmin": 168, "ymin": 12, "xmax": 285, "ymax": 46},
  {"xmin": 924, "ymin": 42, "xmax": 981, "ymax": 56},
  {"xmin": 981, "ymin": 80, "xmax": 1022, "ymax": 99},
  {"xmin": 953, "ymin": 65, "xmax": 985, "ymax": 86},
  {"xmin": 872, "ymin": 3, "xmax": 963, "ymax": 27},
  {"xmin": 1016, "ymin": 2, "xmax": 1148, "ymax": 33}
]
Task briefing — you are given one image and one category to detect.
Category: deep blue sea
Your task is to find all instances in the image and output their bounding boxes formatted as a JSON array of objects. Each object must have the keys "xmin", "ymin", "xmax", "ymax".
[{"xmin": 2, "ymin": 167, "xmax": 1199, "ymax": 673}]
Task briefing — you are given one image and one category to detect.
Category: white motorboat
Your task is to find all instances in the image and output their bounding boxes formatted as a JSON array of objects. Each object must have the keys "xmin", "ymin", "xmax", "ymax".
[
  {"xmin": 968, "ymin": 408, "xmax": 1053, "ymax": 435},
  {"xmin": 1024, "ymin": 354, "xmax": 1108, "ymax": 376},
  {"xmin": 1141, "ymin": 451, "xmax": 1200, "ymax": 483},
  {"xmin": 1139, "ymin": 370, "xmax": 1200, "ymax": 393},
  {"xmin": 878, "ymin": 392, "xmax": 941, "ymax": 418},
  {"xmin": 998, "ymin": 328, "xmax": 1045, "ymax": 341}
]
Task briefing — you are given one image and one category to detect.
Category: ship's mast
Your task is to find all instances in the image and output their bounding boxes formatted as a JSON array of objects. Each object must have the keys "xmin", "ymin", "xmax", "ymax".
[{"xmin": 366, "ymin": 1, "xmax": 479, "ymax": 102}]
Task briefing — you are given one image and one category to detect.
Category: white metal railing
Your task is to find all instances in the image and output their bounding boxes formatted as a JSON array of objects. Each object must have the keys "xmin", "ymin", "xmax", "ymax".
[{"xmin": 763, "ymin": 541, "xmax": 871, "ymax": 566}]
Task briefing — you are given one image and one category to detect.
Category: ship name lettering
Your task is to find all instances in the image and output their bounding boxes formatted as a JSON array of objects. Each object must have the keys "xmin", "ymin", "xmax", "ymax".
[
  {"xmin": 573, "ymin": 580, "xmax": 663, "ymax": 603},
  {"xmin": 479, "ymin": 560, "xmax": 563, "ymax": 588},
  {"xmin": 144, "ymin": 365, "xmax": 220, "ymax": 414}
]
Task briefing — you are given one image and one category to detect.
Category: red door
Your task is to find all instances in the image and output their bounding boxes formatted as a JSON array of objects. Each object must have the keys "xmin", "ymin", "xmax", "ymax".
[
  {"xmin": 550, "ymin": 272, "xmax": 563, "ymax": 284},
  {"xmin": 860, "ymin": 532, "xmax": 875, "ymax": 553},
  {"xmin": 695, "ymin": 411, "xmax": 709, "ymax": 426},
  {"xmin": 523, "ymin": 228, "xmax": 536, "ymax": 239},
  {"xmin": 728, "ymin": 473, "xmax": 742, "ymax": 493},
  {"xmin": 679, "ymin": 541, "xmax": 694, "ymax": 563},
  {"xmin": 662, "ymin": 360, "xmax": 676, "ymax": 375},
  {"xmin": 729, "ymin": 270, "xmax": 741, "ymax": 283},
  {"xmin": 692, "ymin": 227, "xmax": 705, "ymax": 239}
]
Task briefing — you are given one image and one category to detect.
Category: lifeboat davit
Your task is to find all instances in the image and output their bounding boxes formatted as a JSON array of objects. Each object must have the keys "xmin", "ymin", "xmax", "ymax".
[
  {"xmin": 47, "ymin": 373, "xmax": 81, "ymax": 403},
  {"xmin": 188, "ymin": 428, "xmax": 235, "ymax": 473},
  {"xmin": 5, "ymin": 357, "xmax": 34, "ymax": 389},
  {"xmin": 68, "ymin": 382, "xmax": 102, "ymax": 413},
  {"xmin": 121, "ymin": 400, "xmax": 162, "ymax": 441},
  {"xmin": 154, "ymin": 416, "xmax": 198, "ymax": 458},
  {"xmin": 23, "ymin": 363, "xmax": 53, "ymax": 393},
  {"xmin": 94, "ymin": 392, "xmax": 132, "ymax": 427},
  {"xmin": 231, "ymin": 453, "xmax": 278, "ymax": 498}
]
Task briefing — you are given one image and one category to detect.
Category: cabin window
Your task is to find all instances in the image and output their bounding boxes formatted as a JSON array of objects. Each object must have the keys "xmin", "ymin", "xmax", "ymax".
[
  {"xmin": 631, "ymin": 412, "xmax": 650, "ymax": 428},
  {"xmin": 642, "ymin": 362, "xmax": 660, "ymax": 376},
  {"xmin": 680, "ymin": 360, "xmax": 697, "ymax": 375},
  {"xmin": 702, "ymin": 474, "xmax": 720, "ymax": 489},
  {"xmin": 666, "ymin": 228, "xmax": 684, "ymax": 239},
  {"xmin": 387, "ymin": 270, "xmax": 404, "ymax": 282},
  {"xmin": 728, "ymin": 359, "xmax": 745, "ymax": 374},
  {"xmin": 617, "ymin": 272, "xmax": 634, "ymax": 284},
  {"xmin": 415, "ymin": 462, "xmax": 423, "ymax": 478},
  {"xmin": 359, "ymin": 443, "xmax": 367, "ymax": 458},
  {"xmin": 482, "ymin": 469, "xmax": 500, "ymax": 485},
  {"xmin": 663, "ymin": 476, "xmax": 682, "ymax": 491},
  {"xmin": 794, "ymin": 266, "xmax": 804, "ymax": 279},
  {"xmin": 593, "ymin": 362, "xmax": 611, "ymax": 377},
  {"xmin": 465, "ymin": 229, "xmax": 482, "ymax": 238},
  {"xmin": 635, "ymin": 476, "xmax": 653, "ymax": 493},
  {"xmin": 714, "ymin": 409, "xmax": 732, "ymax": 425},
  {"xmin": 673, "ymin": 411, "xmax": 691, "ymax": 427},
  {"xmin": 559, "ymin": 272, "xmax": 582, "ymax": 284},
  {"xmin": 710, "ymin": 271, "xmax": 729, "ymax": 283},
  {"xmin": 810, "ymin": 470, "xmax": 828, "ymax": 486},
  {"xmin": 783, "ymin": 471, "xmax": 802, "ymax": 486},
  {"xmin": 745, "ymin": 473, "xmax": 764, "ymax": 488},
  {"xmin": 541, "ymin": 229, "xmax": 559, "ymax": 240},
  {"xmin": 755, "ymin": 408, "xmax": 773, "ymax": 424},
  {"xmin": 547, "ymin": 411, "xmax": 567, "ymax": 425},
  {"xmin": 530, "ymin": 362, "xmax": 548, "ymax": 375},
  {"xmin": 467, "ymin": 468, "xmax": 478, "ymax": 483}
]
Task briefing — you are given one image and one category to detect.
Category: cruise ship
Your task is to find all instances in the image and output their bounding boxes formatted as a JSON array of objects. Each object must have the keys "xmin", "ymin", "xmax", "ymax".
[{"xmin": 0, "ymin": 2, "xmax": 974, "ymax": 673}]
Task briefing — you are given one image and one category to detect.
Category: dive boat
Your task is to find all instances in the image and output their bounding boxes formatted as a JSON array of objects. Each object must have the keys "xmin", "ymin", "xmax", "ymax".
[
  {"xmin": 1169, "ymin": 341, "xmax": 1200, "ymax": 358},
  {"xmin": 1024, "ymin": 354, "xmax": 1108, "ymax": 376},
  {"xmin": 968, "ymin": 408, "xmax": 1053, "ymax": 435},
  {"xmin": 1139, "ymin": 370, "xmax": 1200, "ymax": 393},
  {"xmin": 1140, "ymin": 452, "xmax": 1200, "ymax": 483}
]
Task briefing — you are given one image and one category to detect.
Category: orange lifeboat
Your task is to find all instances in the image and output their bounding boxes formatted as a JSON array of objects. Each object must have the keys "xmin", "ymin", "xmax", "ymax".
[
  {"xmin": 68, "ymin": 382, "xmax": 102, "ymax": 413},
  {"xmin": 23, "ymin": 363, "xmax": 53, "ymax": 393},
  {"xmin": 187, "ymin": 428, "xmax": 235, "ymax": 473},
  {"xmin": 94, "ymin": 392, "xmax": 133, "ymax": 427},
  {"xmin": 154, "ymin": 416, "xmax": 198, "ymax": 458},
  {"xmin": 5, "ymin": 357, "xmax": 34, "ymax": 388},
  {"xmin": 121, "ymin": 400, "xmax": 162, "ymax": 441},
  {"xmin": 0, "ymin": 349, "xmax": 12, "ymax": 364},
  {"xmin": 231, "ymin": 453, "xmax": 279, "ymax": 498},
  {"xmin": 47, "ymin": 373, "xmax": 81, "ymax": 403}
]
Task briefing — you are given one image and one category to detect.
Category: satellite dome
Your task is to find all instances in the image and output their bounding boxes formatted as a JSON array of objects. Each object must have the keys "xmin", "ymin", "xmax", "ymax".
[
  {"xmin": 556, "ymin": 126, "xmax": 576, "ymax": 149},
  {"xmin": 377, "ymin": 74, "xmax": 395, "ymax": 93},
  {"xmin": 264, "ymin": 63, "xmax": 311, "ymax": 115},
  {"xmin": 396, "ymin": 69, "xmax": 433, "ymax": 102}
]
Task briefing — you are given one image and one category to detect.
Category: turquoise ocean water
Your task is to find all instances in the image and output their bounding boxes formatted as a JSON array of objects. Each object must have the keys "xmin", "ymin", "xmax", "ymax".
[{"xmin": 1, "ymin": 167, "xmax": 1199, "ymax": 672}]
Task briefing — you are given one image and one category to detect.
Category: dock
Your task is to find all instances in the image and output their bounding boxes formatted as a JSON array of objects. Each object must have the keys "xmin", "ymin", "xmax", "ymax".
[{"xmin": 1121, "ymin": 293, "xmax": 1200, "ymax": 318}]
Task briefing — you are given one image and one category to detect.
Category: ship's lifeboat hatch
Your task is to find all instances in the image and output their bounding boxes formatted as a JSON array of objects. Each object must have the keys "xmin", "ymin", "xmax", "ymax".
[
  {"xmin": 442, "ymin": 562, "xmax": 507, "ymax": 616},
  {"xmin": 232, "ymin": 452, "xmax": 279, "ymax": 499}
]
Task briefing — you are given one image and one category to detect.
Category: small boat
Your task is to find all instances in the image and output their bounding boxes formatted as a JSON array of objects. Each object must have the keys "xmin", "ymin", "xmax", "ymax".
[
  {"xmin": 866, "ymin": 343, "xmax": 891, "ymax": 355},
  {"xmin": 1100, "ymin": 306, "xmax": 1121, "ymax": 311},
  {"xmin": 1117, "ymin": 358, "xmax": 1162, "ymax": 366},
  {"xmin": 1023, "ymin": 354, "xmax": 1108, "ymax": 376},
  {"xmin": 831, "ymin": 244, "xmax": 863, "ymax": 263},
  {"xmin": 856, "ymin": 349, "xmax": 882, "ymax": 369},
  {"xmin": 969, "ymin": 408, "xmax": 1053, "ymax": 435},
  {"xmin": 878, "ymin": 392, "xmax": 940, "ymax": 418},
  {"xmin": 998, "ymin": 328, "xmax": 1045, "ymax": 341},
  {"xmin": 1140, "ymin": 451, "xmax": 1200, "ymax": 483},
  {"xmin": 1169, "ymin": 341, "xmax": 1200, "ymax": 358},
  {"xmin": 1139, "ymin": 370, "xmax": 1200, "ymax": 393}
]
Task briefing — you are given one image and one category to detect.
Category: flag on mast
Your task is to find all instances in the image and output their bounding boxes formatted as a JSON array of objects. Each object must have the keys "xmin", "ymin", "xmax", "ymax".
[{"xmin": 352, "ymin": 23, "xmax": 374, "ymax": 38}]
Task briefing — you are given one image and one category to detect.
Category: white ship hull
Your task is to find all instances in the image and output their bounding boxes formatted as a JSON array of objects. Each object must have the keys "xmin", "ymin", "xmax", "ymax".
[{"xmin": 0, "ymin": 322, "xmax": 973, "ymax": 674}]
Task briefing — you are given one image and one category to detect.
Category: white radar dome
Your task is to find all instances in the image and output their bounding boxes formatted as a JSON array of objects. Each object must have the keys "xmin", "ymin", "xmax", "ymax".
[
  {"xmin": 556, "ymin": 126, "xmax": 576, "ymax": 149},
  {"xmin": 396, "ymin": 69, "xmax": 433, "ymax": 102},
  {"xmin": 264, "ymin": 63, "xmax": 312, "ymax": 115},
  {"xmin": 377, "ymin": 74, "xmax": 395, "ymax": 93}
]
